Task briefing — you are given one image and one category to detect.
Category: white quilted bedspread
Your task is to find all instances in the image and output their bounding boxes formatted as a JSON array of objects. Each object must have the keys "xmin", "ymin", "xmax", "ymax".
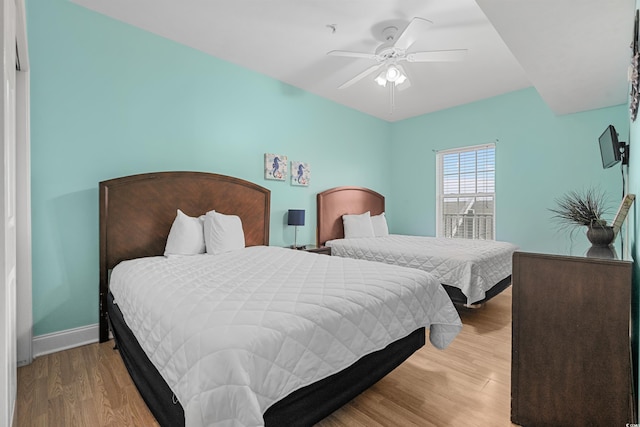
[
  {"xmin": 327, "ymin": 235, "xmax": 518, "ymax": 304},
  {"xmin": 109, "ymin": 246, "xmax": 461, "ymax": 427}
]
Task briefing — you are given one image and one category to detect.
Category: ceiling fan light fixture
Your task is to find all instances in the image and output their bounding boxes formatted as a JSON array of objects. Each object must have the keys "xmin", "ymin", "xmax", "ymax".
[
  {"xmin": 385, "ymin": 65, "xmax": 401, "ymax": 82},
  {"xmin": 375, "ymin": 71, "xmax": 387, "ymax": 87},
  {"xmin": 375, "ymin": 65, "xmax": 407, "ymax": 87}
]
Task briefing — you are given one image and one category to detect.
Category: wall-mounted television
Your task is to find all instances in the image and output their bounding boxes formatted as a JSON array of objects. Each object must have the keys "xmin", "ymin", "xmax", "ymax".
[{"xmin": 599, "ymin": 125, "xmax": 621, "ymax": 169}]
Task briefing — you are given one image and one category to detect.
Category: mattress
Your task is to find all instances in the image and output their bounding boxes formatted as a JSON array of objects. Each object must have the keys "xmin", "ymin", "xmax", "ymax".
[
  {"xmin": 326, "ymin": 234, "xmax": 518, "ymax": 304},
  {"xmin": 109, "ymin": 245, "xmax": 461, "ymax": 427}
]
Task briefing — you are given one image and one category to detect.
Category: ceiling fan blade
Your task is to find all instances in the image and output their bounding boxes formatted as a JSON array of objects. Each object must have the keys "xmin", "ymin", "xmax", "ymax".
[
  {"xmin": 393, "ymin": 17, "xmax": 433, "ymax": 51},
  {"xmin": 327, "ymin": 50, "xmax": 378, "ymax": 61},
  {"xmin": 338, "ymin": 64, "xmax": 383, "ymax": 89},
  {"xmin": 406, "ymin": 49, "xmax": 468, "ymax": 62}
]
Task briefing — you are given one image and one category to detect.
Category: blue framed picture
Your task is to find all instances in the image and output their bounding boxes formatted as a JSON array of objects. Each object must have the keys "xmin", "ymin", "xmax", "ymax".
[
  {"xmin": 291, "ymin": 161, "xmax": 310, "ymax": 186},
  {"xmin": 264, "ymin": 153, "xmax": 287, "ymax": 181}
]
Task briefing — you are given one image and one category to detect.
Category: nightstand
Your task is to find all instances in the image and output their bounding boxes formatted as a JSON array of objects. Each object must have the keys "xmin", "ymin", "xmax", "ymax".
[{"xmin": 293, "ymin": 245, "xmax": 331, "ymax": 255}]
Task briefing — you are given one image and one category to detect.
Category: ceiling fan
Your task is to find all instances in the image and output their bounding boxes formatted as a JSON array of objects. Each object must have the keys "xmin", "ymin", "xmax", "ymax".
[{"xmin": 328, "ymin": 17, "xmax": 467, "ymax": 112}]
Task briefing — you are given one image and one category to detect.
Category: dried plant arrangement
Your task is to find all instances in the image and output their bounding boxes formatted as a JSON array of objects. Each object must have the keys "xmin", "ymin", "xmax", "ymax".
[
  {"xmin": 549, "ymin": 187, "xmax": 614, "ymax": 247},
  {"xmin": 549, "ymin": 188, "xmax": 609, "ymax": 229}
]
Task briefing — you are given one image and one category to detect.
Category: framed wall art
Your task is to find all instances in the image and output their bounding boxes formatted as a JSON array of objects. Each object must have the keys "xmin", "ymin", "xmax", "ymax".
[
  {"xmin": 291, "ymin": 161, "xmax": 310, "ymax": 186},
  {"xmin": 264, "ymin": 153, "xmax": 287, "ymax": 181}
]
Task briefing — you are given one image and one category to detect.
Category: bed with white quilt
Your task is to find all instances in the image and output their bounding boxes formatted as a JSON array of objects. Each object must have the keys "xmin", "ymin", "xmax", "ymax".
[
  {"xmin": 317, "ymin": 186, "xmax": 518, "ymax": 306},
  {"xmin": 99, "ymin": 172, "xmax": 462, "ymax": 427}
]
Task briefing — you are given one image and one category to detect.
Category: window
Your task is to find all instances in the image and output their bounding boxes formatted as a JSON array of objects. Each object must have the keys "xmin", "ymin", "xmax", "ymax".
[{"xmin": 436, "ymin": 144, "xmax": 495, "ymax": 239}]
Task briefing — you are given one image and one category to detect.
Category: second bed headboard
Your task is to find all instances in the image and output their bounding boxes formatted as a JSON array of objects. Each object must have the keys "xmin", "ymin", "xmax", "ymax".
[{"xmin": 316, "ymin": 186, "xmax": 385, "ymax": 246}]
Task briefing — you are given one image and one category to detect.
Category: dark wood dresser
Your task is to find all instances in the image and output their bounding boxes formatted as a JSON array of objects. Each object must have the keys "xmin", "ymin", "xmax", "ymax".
[{"xmin": 511, "ymin": 251, "xmax": 635, "ymax": 426}]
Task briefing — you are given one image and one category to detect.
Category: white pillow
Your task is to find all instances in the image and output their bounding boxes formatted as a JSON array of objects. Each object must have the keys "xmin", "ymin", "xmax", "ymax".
[
  {"xmin": 342, "ymin": 211, "xmax": 375, "ymax": 239},
  {"xmin": 371, "ymin": 212, "xmax": 389, "ymax": 237},
  {"xmin": 204, "ymin": 210, "xmax": 245, "ymax": 254},
  {"xmin": 164, "ymin": 209, "xmax": 206, "ymax": 256}
]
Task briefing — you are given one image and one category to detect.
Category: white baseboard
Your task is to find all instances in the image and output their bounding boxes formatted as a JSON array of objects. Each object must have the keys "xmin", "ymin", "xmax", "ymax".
[{"xmin": 32, "ymin": 323, "xmax": 100, "ymax": 358}]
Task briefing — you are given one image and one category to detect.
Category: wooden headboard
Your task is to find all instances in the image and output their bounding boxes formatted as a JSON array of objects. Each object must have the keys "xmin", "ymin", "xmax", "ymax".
[
  {"xmin": 99, "ymin": 171, "xmax": 271, "ymax": 342},
  {"xmin": 316, "ymin": 186, "xmax": 385, "ymax": 246}
]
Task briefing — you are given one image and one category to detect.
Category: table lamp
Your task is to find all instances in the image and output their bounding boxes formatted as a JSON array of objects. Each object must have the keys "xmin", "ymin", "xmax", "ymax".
[{"xmin": 287, "ymin": 209, "xmax": 305, "ymax": 249}]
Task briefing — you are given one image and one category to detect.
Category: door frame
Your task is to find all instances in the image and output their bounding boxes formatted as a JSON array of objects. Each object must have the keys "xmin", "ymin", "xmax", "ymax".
[{"xmin": 15, "ymin": 0, "xmax": 31, "ymax": 368}]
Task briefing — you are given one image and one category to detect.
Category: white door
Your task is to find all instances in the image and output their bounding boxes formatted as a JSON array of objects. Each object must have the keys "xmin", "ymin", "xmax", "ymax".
[{"xmin": 0, "ymin": 0, "xmax": 17, "ymax": 424}]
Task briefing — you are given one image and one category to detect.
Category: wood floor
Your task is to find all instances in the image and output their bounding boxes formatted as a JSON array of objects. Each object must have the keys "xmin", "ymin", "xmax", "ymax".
[{"xmin": 17, "ymin": 288, "xmax": 515, "ymax": 427}]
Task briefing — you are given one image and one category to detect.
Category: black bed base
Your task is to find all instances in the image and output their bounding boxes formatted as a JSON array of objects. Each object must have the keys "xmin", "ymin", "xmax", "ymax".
[
  {"xmin": 443, "ymin": 275, "xmax": 512, "ymax": 306},
  {"xmin": 108, "ymin": 292, "xmax": 425, "ymax": 427},
  {"xmin": 108, "ymin": 293, "xmax": 184, "ymax": 424}
]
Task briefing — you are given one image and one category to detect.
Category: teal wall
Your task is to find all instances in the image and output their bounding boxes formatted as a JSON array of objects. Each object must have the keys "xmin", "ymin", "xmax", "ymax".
[
  {"xmin": 27, "ymin": 0, "xmax": 391, "ymax": 335},
  {"xmin": 27, "ymin": 0, "xmax": 633, "ymax": 347},
  {"xmin": 389, "ymin": 87, "xmax": 628, "ymax": 255}
]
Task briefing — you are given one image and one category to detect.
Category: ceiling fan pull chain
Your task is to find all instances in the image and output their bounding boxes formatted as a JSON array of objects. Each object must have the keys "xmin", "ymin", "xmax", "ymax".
[{"xmin": 390, "ymin": 83, "xmax": 395, "ymax": 115}]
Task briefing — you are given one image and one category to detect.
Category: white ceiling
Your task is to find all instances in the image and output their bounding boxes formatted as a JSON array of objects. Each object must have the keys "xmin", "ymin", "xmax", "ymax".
[{"xmin": 70, "ymin": 0, "xmax": 634, "ymax": 122}]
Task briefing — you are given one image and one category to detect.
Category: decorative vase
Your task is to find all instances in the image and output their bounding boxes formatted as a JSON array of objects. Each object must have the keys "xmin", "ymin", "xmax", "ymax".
[{"xmin": 586, "ymin": 225, "xmax": 615, "ymax": 247}]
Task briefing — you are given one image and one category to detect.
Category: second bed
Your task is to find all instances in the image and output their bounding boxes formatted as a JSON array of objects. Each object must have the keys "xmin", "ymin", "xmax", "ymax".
[{"xmin": 317, "ymin": 186, "xmax": 518, "ymax": 306}]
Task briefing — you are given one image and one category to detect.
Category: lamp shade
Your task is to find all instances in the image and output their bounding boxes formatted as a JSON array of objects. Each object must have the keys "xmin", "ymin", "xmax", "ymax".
[{"xmin": 287, "ymin": 209, "xmax": 305, "ymax": 226}]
